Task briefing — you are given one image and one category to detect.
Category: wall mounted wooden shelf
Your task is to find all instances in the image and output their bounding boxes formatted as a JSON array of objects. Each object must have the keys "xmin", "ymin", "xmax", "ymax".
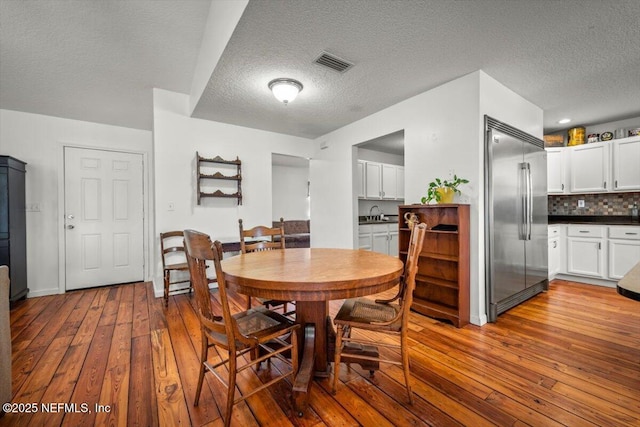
[
  {"xmin": 196, "ymin": 152, "xmax": 242, "ymax": 205},
  {"xmin": 398, "ymin": 204, "xmax": 470, "ymax": 327}
]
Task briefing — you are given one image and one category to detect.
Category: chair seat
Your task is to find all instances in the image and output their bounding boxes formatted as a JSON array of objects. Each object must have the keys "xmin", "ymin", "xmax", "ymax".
[
  {"xmin": 164, "ymin": 262, "xmax": 189, "ymax": 271},
  {"xmin": 206, "ymin": 307, "xmax": 295, "ymax": 349},
  {"xmin": 334, "ymin": 298, "xmax": 402, "ymax": 331},
  {"xmin": 235, "ymin": 307, "xmax": 294, "ymax": 336}
]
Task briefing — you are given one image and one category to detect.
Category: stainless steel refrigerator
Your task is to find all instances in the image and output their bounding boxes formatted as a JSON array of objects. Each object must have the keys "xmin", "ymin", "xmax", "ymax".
[{"xmin": 484, "ymin": 116, "xmax": 548, "ymax": 322}]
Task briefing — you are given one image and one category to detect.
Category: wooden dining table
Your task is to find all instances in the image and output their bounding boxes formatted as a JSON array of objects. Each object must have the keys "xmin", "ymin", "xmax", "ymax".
[{"xmin": 221, "ymin": 247, "xmax": 404, "ymax": 414}]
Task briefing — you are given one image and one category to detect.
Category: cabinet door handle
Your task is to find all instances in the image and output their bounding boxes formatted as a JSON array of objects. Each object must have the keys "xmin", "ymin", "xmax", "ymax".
[
  {"xmin": 579, "ymin": 230, "xmax": 589, "ymax": 233},
  {"xmin": 553, "ymin": 241, "xmax": 557, "ymax": 248},
  {"xmin": 604, "ymin": 181, "xmax": 607, "ymax": 189},
  {"xmin": 598, "ymin": 242, "xmax": 601, "ymax": 250},
  {"xmin": 625, "ymin": 232, "xmax": 638, "ymax": 235},
  {"xmin": 561, "ymin": 183, "xmax": 564, "ymax": 190},
  {"xmin": 615, "ymin": 180, "xmax": 618, "ymax": 188}
]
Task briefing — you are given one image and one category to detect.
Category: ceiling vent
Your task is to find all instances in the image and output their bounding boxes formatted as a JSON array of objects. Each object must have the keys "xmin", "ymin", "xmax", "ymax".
[{"xmin": 313, "ymin": 52, "xmax": 353, "ymax": 73}]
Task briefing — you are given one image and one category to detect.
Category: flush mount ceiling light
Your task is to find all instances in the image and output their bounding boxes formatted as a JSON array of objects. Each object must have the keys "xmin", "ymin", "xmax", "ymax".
[
  {"xmin": 558, "ymin": 118, "xmax": 571, "ymax": 124},
  {"xmin": 268, "ymin": 78, "xmax": 303, "ymax": 104}
]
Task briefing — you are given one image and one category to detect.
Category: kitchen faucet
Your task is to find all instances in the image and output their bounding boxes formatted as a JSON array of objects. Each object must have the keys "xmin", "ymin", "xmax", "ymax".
[{"xmin": 368, "ymin": 205, "xmax": 380, "ymax": 221}]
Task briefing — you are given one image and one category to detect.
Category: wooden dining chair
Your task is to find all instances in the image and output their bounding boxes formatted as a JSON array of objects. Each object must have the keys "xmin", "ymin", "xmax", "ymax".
[
  {"xmin": 160, "ymin": 230, "xmax": 191, "ymax": 307},
  {"xmin": 183, "ymin": 229, "xmax": 300, "ymax": 427},
  {"xmin": 332, "ymin": 222, "xmax": 427, "ymax": 404},
  {"xmin": 239, "ymin": 218, "xmax": 294, "ymax": 314}
]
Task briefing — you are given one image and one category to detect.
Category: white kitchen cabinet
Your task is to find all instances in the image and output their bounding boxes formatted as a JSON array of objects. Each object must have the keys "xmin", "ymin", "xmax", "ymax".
[
  {"xmin": 607, "ymin": 226, "xmax": 640, "ymax": 279},
  {"xmin": 396, "ymin": 166, "xmax": 405, "ymax": 200},
  {"xmin": 365, "ymin": 162, "xmax": 382, "ymax": 199},
  {"xmin": 546, "ymin": 148, "xmax": 566, "ymax": 194},
  {"xmin": 359, "ymin": 160, "xmax": 405, "ymax": 200},
  {"xmin": 549, "ymin": 236, "xmax": 560, "ymax": 278},
  {"xmin": 358, "ymin": 224, "xmax": 372, "ymax": 250},
  {"xmin": 372, "ymin": 229, "xmax": 389, "ymax": 253},
  {"xmin": 389, "ymin": 229, "xmax": 399, "ymax": 257},
  {"xmin": 569, "ymin": 142, "xmax": 610, "ymax": 193},
  {"xmin": 357, "ymin": 160, "xmax": 366, "ymax": 198},
  {"xmin": 548, "ymin": 225, "xmax": 563, "ymax": 279},
  {"xmin": 360, "ymin": 223, "xmax": 398, "ymax": 255},
  {"xmin": 381, "ymin": 164, "xmax": 397, "ymax": 199},
  {"xmin": 612, "ymin": 136, "xmax": 640, "ymax": 191},
  {"xmin": 566, "ymin": 225, "xmax": 605, "ymax": 278}
]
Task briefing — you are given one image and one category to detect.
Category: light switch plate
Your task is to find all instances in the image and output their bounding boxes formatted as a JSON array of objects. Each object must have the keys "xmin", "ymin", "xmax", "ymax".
[{"xmin": 578, "ymin": 199, "xmax": 585, "ymax": 208}]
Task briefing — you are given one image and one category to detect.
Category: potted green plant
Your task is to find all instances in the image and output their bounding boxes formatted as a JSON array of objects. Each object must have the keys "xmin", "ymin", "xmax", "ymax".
[{"xmin": 421, "ymin": 175, "xmax": 469, "ymax": 204}]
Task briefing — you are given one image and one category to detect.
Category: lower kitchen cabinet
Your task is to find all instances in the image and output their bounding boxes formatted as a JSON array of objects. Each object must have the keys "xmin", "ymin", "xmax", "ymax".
[
  {"xmin": 566, "ymin": 225, "xmax": 605, "ymax": 278},
  {"xmin": 608, "ymin": 226, "xmax": 640, "ymax": 279},
  {"xmin": 358, "ymin": 223, "xmax": 398, "ymax": 256},
  {"xmin": 553, "ymin": 223, "xmax": 640, "ymax": 283},
  {"xmin": 548, "ymin": 236, "xmax": 561, "ymax": 278}
]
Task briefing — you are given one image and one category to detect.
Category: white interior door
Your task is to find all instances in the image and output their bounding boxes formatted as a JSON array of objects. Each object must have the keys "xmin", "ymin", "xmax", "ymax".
[{"xmin": 64, "ymin": 147, "xmax": 144, "ymax": 290}]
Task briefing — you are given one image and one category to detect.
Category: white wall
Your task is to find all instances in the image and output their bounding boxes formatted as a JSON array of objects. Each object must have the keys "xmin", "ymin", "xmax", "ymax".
[
  {"xmin": 272, "ymin": 164, "xmax": 310, "ymax": 221},
  {"xmin": 152, "ymin": 89, "xmax": 313, "ymax": 295},
  {"xmin": 0, "ymin": 109, "xmax": 153, "ymax": 297},
  {"xmin": 310, "ymin": 71, "xmax": 542, "ymax": 325}
]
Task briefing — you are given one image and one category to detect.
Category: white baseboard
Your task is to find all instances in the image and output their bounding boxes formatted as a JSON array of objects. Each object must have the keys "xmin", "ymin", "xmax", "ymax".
[{"xmin": 552, "ymin": 274, "xmax": 616, "ymax": 288}]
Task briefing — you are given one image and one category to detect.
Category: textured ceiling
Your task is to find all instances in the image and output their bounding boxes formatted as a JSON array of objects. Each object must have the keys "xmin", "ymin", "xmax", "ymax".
[
  {"xmin": 1, "ymin": 0, "xmax": 639, "ymax": 139},
  {"xmin": 0, "ymin": 0, "xmax": 210, "ymax": 130},
  {"xmin": 193, "ymin": 0, "xmax": 640, "ymax": 138}
]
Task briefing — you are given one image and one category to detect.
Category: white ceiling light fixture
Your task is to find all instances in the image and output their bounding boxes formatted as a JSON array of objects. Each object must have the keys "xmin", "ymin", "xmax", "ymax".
[
  {"xmin": 268, "ymin": 78, "xmax": 303, "ymax": 104},
  {"xmin": 558, "ymin": 118, "xmax": 571, "ymax": 124}
]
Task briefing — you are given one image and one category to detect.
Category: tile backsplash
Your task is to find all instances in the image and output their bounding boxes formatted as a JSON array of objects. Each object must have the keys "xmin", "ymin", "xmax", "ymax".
[{"xmin": 549, "ymin": 192, "xmax": 640, "ymax": 216}]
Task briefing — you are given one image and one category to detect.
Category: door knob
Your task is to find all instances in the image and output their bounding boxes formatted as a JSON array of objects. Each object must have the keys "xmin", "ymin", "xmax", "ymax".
[
  {"xmin": 66, "ymin": 225, "xmax": 75, "ymax": 230},
  {"xmin": 67, "ymin": 214, "xmax": 74, "ymax": 219}
]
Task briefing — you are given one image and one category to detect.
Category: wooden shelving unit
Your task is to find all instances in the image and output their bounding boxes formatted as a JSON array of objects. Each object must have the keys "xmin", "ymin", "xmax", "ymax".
[
  {"xmin": 196, "ymin": 152, "xmax": 242, "ymax": 205},
  {"xmin": 398, "ymin": 204, "xmax": 470, "ymax": 327}
]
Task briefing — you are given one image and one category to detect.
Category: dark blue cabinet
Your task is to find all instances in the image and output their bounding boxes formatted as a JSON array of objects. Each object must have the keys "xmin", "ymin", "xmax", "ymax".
[{"xmin": 0, "ymin": 156, "xmax": 28, "ymax": 301}]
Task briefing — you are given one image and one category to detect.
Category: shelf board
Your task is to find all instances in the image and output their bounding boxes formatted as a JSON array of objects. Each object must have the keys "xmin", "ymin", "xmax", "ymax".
[
  {"xmin": 200, "ymin": 190, "xmax": 242, "ymax": 198},
  {"xmin": 426, "ymin": 229, "xmax": 459, "ymax": 235},
  {"xmin": 198, "ymin": 154, "xmax": 241, "ymax": 165},
  {"xmin": 199, "ymin": 172, "xmax": 241, "ymax": 181},
  {"xmin": 420, "ymin": 252, "xmax": 458, "ymax": 262},
  {"xmin": 411, "ymin": 300, "xmax": 459, "ymax": 318},
  {"xmin": 416, "ymin": 274, "xmax": 459, "ymax": 290}
]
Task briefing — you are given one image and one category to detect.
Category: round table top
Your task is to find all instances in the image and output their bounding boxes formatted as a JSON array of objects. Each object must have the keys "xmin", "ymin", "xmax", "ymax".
[{"xmin": 221, "ymin": 248, "xmax": 404, "ymax": 302}]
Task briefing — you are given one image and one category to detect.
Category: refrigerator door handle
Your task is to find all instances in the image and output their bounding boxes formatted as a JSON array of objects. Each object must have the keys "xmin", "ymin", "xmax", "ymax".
[
  {"xmin": 520, "ymin": 162, "xmax": 528, "ymax": 240},
  {"xmin": 526, "ymin": 162, "xmax": 533, "ymax": 241}
]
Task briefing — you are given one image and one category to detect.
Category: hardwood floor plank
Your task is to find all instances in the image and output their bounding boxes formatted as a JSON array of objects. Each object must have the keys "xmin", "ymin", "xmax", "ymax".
[
  {"xmin": 10, "ymin": 292, "xmax": 83, "ymax": 395},
  {"xmin": 70, "ymin": 288, "xmax": 110, "ymax": 346},
  {"xmin": 3, "ymin": 335, "xmax": 74, "ymax": 427},
  {"xmin": 151, "ymin": 328, "xmax": 191, "ymax": 426},
  {"xmin": 131, "ymin": 282, "xmax": 150, "ymax": 339},
  {"xmin": 128, "ymin": 334, "xmax": 158, "ymax": 427},
  {"xmin": 165, "ymin": 297, "xmax": 222, "ymax": 426},
  {"xmin": 3, "ymin": 279, "xmax": 638, "ymax": 427},
  {"xmin": 64, "ymin": 323, "xmax": 115, "ymax": 426},
  {"xmin": 95, "ymin": 299, "xmax": 133, "ymax": 427},
  {"xmin": 55, "ymin": 289, "xmax": 98, "ymax": 339}
]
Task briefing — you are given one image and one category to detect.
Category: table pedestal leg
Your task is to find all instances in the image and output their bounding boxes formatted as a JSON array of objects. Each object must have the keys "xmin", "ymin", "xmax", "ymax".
[
  {"xmin": 295, "ymin": 300, "xmax": 330, "ymax": 376},
  {"xmin": 293, "ymin": 324, "xmax": 315, "ymax": 416}
]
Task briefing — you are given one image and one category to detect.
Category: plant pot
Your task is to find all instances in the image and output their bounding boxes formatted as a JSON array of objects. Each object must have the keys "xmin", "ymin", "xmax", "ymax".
[{"xmin": 436, "ymin": 187, "xmax": 455, "ymax": 204}]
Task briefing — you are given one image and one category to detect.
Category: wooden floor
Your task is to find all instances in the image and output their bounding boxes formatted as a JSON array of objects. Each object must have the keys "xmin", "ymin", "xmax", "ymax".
[{"xmin": 2, "ymin": 279, "xmax": 639, "ymax": 426}]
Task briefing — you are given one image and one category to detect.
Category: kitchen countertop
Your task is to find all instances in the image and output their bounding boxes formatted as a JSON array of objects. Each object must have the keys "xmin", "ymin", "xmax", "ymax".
[
  {"xmin": 358, "ymin": 215, "xmax": 399, "ymax": 225},
  {"xmin": 548, "ymin": 215, "xmax": 640, "ymax": 226},
  {"xmin": 617, "ymin": 261, "xmax": 640, "ymax": 301}
]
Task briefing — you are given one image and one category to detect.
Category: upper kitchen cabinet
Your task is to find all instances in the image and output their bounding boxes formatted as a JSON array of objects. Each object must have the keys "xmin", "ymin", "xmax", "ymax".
[
  {"xmin": 359, "ymin": 160, "xmax": 404, "ymax": 200},
  {"xmin": 357, "ymin": 160, "xmax": 366, "ymax": 198},
  {"xmin": 365, "ymin": 161, "xmax": 382, "ymax": 199},
  {"xmin": 547, "ymin": 135, "xmax": 639, "ymax": 195},
  {"xmin": 381, "ymin": 164, "xmax": 397, "ymax": 199},
  {"xmin": 546, "ymin": 148, "xmax": 566, "ymax": 194},
  {"xmin": 612, "ymin": 136, "xmax": 640, "ymax": 191},
  {"xmin": 569, "ymin": 141, "xmax": 610, "ymax": 193}
]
